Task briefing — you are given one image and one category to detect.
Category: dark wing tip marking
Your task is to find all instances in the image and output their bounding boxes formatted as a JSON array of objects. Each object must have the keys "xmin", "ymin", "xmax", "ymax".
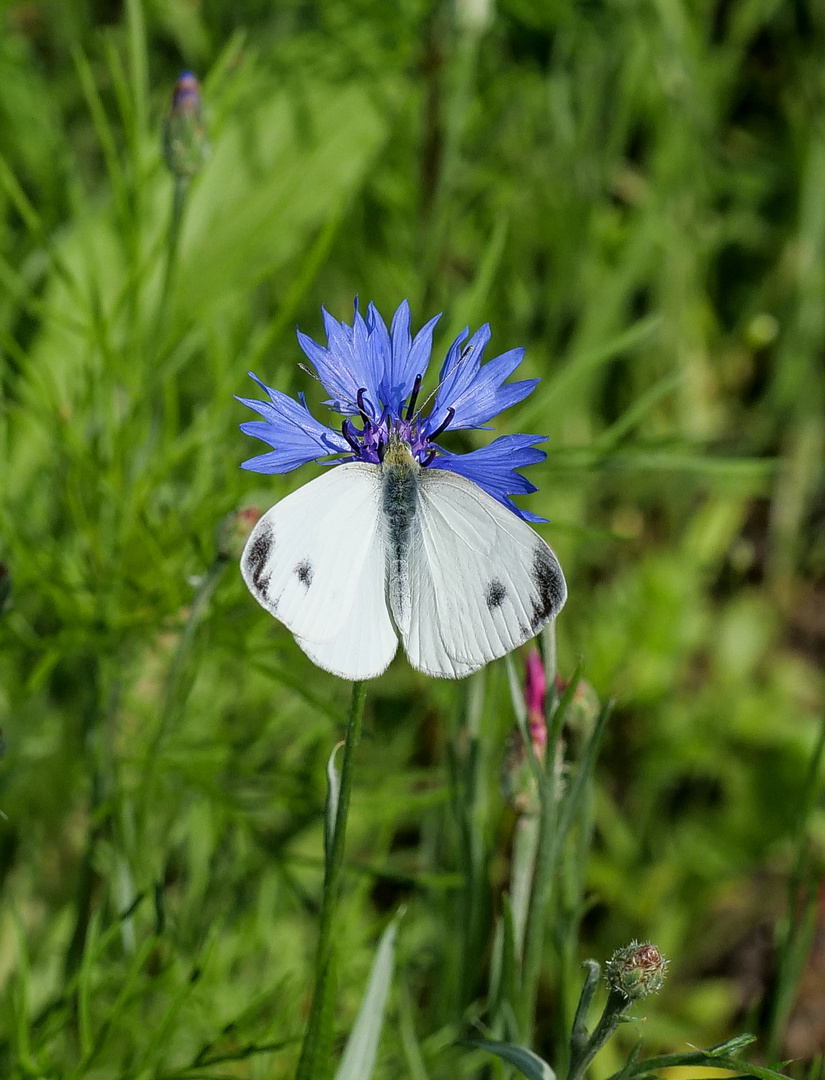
[
  {"xmin": 486, "ymin": 579, "xmax": 507, "ymax": 610},
  {"xmin": 295, "ymin": 560, "xmax": 314, "ymax": 588},
  {"xmin": 246, "ymin": 530, "xmax": 273, "ymax": 593},
  {"xmin": 529, "ymin": 544, "xmax": 566, "ymax": 630}
]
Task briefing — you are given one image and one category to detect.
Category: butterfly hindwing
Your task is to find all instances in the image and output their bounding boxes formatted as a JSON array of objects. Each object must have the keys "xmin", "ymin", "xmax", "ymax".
[{"xmin": 401, "ymin": 469, "xmax": 567, "ymax": 677}]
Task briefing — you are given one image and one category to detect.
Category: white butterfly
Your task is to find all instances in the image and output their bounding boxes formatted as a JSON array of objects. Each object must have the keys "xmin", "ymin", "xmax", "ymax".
[{"xmin": 241, "ymin": 433, "xmax": 566, "ymax": 680}]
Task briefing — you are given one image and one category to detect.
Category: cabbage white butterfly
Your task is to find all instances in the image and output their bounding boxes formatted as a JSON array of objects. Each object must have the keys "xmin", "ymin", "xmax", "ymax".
[{"xmin": 238, "ymin": 301, "xmax": 566, "ymax": 680}]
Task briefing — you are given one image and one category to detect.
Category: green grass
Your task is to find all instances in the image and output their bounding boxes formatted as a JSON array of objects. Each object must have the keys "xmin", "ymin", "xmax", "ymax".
[{"xmin": 0, "ymin": 1, "xmax": 824, "ymax": 1077}]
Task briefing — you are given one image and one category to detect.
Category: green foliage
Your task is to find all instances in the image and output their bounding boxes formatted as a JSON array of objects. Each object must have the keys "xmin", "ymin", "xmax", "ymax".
[{"xmin": 0, "ymin": 1, "xmax": 824, "ymax": 1078}]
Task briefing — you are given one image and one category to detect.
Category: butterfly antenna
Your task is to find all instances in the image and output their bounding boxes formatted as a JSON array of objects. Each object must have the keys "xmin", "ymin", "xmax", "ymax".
[
  {"xmin": 298, "ymin": 363, "xmax": 322, "ymax": 382},
  {"xmin": 415, "ymin": 342, "xmax": 477, "ymax": 416},
  {"xmin": 299, "ymin": 368, "xmax": 370, "ymax": 420}
]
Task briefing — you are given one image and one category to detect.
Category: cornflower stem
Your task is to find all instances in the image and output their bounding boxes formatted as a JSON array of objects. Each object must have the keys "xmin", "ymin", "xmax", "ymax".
[
  {"xmin": 155, "ymin": 177, "xmax": 187, "ymax": 440},
  {"xmin": 510, "ymin": 813, "xmax": 540, "ymax": 961},
  {"xmin": 296, "ymin": 680, "xmax": 367, "ymax": 1080},
  {"xmin": 767, "ymin": 710, "xmax": 825, "ymax": 1059},
  {"xmin": 157, "ymin": 176, "xmax": 187, "ymax": 334},
  {"xmin": 566, "ymin": 984, "xmax": 631, "ymax": 1080},
  {"xmin": 518, "ymin": 628, "xmax": 565, "ymax": 1045}
]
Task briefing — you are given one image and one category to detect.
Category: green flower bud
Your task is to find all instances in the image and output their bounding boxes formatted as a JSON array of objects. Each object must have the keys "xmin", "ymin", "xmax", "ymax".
[
  {"xmin": 605, "ymin": 941, "xmax": 668, "ymax": 1000},
  {"xmin": 559, "ymin": 676, "xmax": 601, "ymax": 749},
  {"xmin": 163, "ymin": 72, "xmax": 209, "ymax": 181},
  {"xmin": 500, "ymin": 730, "xmax": 540, "ymax": 815}
]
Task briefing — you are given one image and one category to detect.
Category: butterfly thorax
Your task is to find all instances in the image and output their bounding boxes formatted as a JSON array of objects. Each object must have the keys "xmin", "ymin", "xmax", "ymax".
[{"xmin": 380, "ymin": 434, "xmax": 419, "ymax": 633}]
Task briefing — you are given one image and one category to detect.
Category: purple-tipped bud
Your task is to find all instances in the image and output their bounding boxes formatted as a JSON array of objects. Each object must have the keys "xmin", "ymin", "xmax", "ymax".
[
  {"xmin": 216, "ymin": 506, "xmax": 261, "ymax": 561},
  {"xmin": 606, "ymin": 941, "xmax": 668, "ymax": 1000},
  {"xmin": 501, "ymin": 650, "xmax": 566, "ymax": 814},
  {"xmin": 525, "ymin": 648, "xmax": 546, "ymax": 749},
  {"xmin": 163, "ymin": 71, "xmax": 209, "ymax": 180}
]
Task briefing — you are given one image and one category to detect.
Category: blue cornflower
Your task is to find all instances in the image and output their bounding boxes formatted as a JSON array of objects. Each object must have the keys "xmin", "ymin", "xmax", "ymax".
[{"xmin": 237, "ymin": 299, "xmax": 547, "ymax": 522}]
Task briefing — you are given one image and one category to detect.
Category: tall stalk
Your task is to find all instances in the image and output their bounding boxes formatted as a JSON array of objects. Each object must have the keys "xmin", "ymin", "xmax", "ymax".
[{"xmin": 296, "ymin": 680, "xmax": 368, "ymax": 1080}]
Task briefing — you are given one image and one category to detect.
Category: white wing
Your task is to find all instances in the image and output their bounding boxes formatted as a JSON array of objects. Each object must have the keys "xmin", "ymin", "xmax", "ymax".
[
  {"xmin": 294, "ymin": 545, "xmax": 398, "ymax": 679},
  {"xmin": 401, "ymin": 469, "xmax": 567, "ymax": 679},
  {"xmin": 241, "ymin": 463, "xmax": 398, "ymax": 680}
]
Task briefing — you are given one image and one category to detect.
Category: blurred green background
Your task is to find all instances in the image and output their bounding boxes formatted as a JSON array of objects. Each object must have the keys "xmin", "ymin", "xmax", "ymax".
[{"xmin": 0, "ymin": 0, "xmax": 824, "ymax": 1076}]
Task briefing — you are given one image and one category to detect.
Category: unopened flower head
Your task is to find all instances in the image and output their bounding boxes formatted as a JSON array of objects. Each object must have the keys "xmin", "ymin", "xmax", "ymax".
[
  {"xmin": 606, "ymin": 941, "xmax": 668, "ymax": 1000},
  {"xmin": 163, "ymin": 71, "xmax": 209, "ymax": 180},
  {"xmin": 238, "ymin": 300, "xmax": 548, "ymax": 523},
  {"xmin": 556, "ymin": 674, "xmax": 601, "ymax": 748}
]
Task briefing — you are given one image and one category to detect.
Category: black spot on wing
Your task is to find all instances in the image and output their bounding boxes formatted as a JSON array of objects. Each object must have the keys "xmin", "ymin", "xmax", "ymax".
[
  {"xmin": 246, "ymin": 530, "xmax": 273, "ymax": 592},
  {"xmin": 530, "ymin": 544, "xmax": 566, "ymax": 630},
  {"xmin": 486, "ymin": 579, "xmax": 506, "ymax": 610},
  {"xmin": 295, "ymin": 560, "xmax": 313, "ymax": 588}
]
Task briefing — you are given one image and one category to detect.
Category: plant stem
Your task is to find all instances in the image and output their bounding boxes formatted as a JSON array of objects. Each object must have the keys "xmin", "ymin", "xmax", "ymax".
[
  {"xmin": 510, "ymin": 814, "xmax": 540, "ymax": 962},
  {"xmin": 767, "ymin": 711, "xmax": 825, "ymax": 1059},
  {"xmin": 156, "ymin": 176, "xmax": 187, "ymax": 339},
  {"xmin": 566, "ymin": 987, "xmax": 631, "ymax": 1080},
  {"xmin": 155, "ymin": 177, "xmax": 187, "ymax": 440},
  {"xmin": 519, "ymin": 628, "xmax": 564, "ymax": 1044},
  {"xmin": 296, "ymin": 680, "xmax": 367, "ymax": 1080}
]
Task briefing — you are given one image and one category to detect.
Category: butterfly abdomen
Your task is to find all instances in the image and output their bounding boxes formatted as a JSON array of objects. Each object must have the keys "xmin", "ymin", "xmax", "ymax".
[{"xmin": 381, "ymin": 445, "xmax": 419, "ymax": 635}]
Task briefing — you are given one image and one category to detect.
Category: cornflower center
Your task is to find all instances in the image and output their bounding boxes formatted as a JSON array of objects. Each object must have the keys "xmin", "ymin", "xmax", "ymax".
[{"xmin": 339, "ymin": 377, "xmax": 455, "ymax": 467}]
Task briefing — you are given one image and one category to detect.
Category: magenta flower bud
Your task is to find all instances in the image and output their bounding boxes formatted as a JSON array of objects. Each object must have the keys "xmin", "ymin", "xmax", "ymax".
[
  {"xmin": 524, "ymin": 648, "xmax": 546, "ymax": 750},
  {"xmin": 163, "ymin": 71, "xmax": 209, "ymax": 180},
  {"xmin": 606, "ymin": 941, "xmax": 668, "ymax": 1000}
]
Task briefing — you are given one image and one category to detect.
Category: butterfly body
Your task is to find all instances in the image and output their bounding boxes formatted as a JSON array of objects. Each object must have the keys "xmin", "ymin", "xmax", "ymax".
[
  {"xmin": 381, "ymin": 434, "xmax": 420, "ymax": 635},
  {"xmin": 241, "ymin": 434, "xmax": 566, "ymax": 681}
]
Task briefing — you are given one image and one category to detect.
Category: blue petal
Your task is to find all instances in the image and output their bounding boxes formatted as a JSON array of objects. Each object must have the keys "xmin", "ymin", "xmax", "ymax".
[
  {"xmin": 429, "ymin": 325, "xmax": 539, "ymax": 431},
  {"xmin": 377, "ymin": 300, "xmax": 441, "ymax": 409},
  {"xmin": 296, "ymin": 304, "xmax": 382, "ymax": 416},
  {"xmin": 429, "ymin": 434, "xmax": 548, "ymax": 522},
  {"xmin": 236, "ymin": 374, "xmax": 349, "ymax": 474}
]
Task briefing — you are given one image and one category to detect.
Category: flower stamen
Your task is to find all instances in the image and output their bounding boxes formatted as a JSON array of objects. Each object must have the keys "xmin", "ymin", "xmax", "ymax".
[
  {"xmin": 341, "ymin": 420, "xmax": 362, "ymax": 455},
  {"xmin": 356, "ymin": 388, "xmax": 372, "ymax": 424},
  {"xmin": 405, "ymin": 374, "xmax": 423, "ymax": 421},
  {"xmin": 428, "ymin": 407, "xmax": 455, "ymax": 441}
]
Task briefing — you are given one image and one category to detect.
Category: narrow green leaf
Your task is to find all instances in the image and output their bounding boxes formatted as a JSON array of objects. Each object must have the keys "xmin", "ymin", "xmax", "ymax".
[
  {"xmin": 333, "ymin": 918, "xmax": 399, "ymax": 1080},
  {"xmin": 325, "ymin": 741, "xmax": 344, "ymax": 866},
  {"xmin": 296, "ymin": 954, "xmax": 338, "ymax": 1080},
  {"xmin": 607, "ymin": 1037, "xmax": 795, "ymax": 1080},
  {"xmin": 399, "ymin": 978, "xmax": 431, "ymax": 1080},
  {"xmin": 517, "ymin": 314, "xmax": 663, "ymax": 426},
  {"xmin": 570, "ymin": 960, "xmax": 601, "ymax": 1053},
  {"xmin": 459, "ymin": 1038, "xmax": 556, "ymax": 1080}
]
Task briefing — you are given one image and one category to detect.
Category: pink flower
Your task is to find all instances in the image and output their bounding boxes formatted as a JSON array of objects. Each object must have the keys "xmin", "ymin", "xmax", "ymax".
[{"xmin": 524, "ymin": 648, "xmax": 546, "ymax": 749}]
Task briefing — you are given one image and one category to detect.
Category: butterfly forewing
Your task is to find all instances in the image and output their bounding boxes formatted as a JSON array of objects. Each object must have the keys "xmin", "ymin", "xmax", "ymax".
[
  {"xmin": 294, "ymin": 529, "xmax": 398, "ymax": 679},
  {"xmin": 401, "ymin": 469, "xmax": 567, "ymax": 676},
  {"xmin": 241, "ymin": 463, "xmax": 387, "ymax": 646}
]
